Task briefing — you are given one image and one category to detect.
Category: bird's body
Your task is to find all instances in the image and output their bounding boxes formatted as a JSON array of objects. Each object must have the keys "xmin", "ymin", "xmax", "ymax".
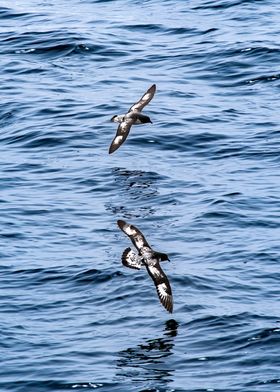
[
  {"xmin": 117, "ymin": 219, "xmax": 173, "ymax": 313},
  {"xmin": 111, "ymin": 112, "xmax": 152, "ymax": 125},
  {"xmin": 109, "ymin": 84, "xmax": 156, "ymax": 154}
]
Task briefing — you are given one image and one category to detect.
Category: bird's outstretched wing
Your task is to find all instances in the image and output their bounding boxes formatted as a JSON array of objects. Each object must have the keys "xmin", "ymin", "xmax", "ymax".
[
  {"xmin": 129, "ymin": 84, "xmax": 156, "ymax": 113},
  {"xmin": 146, "ymin": 261, "xmax": 173, "ymax": 313},
  {"xmin": 117, "ymin": 220, "xmax": 150, "ymax": 251},
  {"xmin": 122, "ymin": 247, "xmax": 144, "ymax": 270},
  {"xmin": 109, "ymin": 118, "xmax": 134, "ymax": 154}
]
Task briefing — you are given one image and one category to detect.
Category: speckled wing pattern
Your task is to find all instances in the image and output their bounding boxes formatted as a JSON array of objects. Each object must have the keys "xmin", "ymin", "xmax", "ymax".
[
  {"xmin": 122, "ymin": 247, "xmax": 144, "ymax": 270},
  {"xmin": 146, "ymin": 262, "xmax": 173, "ymax": 313},
  {"xmin": 109, "ymin": 117, "xmax": 134, "ymax": 154},
  {"xmin": 129, "ymin": 84, "xmax": 156, "ymax": 112},
  {"xmin": 117, "ymin": 219, "xmax": 173, "ymax": 313},
  {"xmin": 117, "ymin": 220, "xmax": 150, "ymax": 251},
  {"xmin": 109, "ymin": 84, "xmax": 156, "ymax": 154}
]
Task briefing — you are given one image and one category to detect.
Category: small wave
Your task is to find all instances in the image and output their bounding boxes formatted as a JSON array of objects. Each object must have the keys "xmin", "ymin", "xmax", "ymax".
[
  {"xmin": 134, "ymin": 132, "xmax": 228, "ymax": 154},
  {"xmin": 0, "ymin": 6, "xmax": 31, "ymax": 20},
  {"xmin": 246, "ymin": 73, "xmax": 280, "ymax": 85},
  {"xmin": 193, "ymin": 0, "xmax": 259, "ymax": 11},
  {"xmin": 73, "ymin": 268, "xmax": 122, "ymax": 284},
  {"xmin": 3, "ymin": 130, "xmax": 68, "ymax": 149},
  {"xmin": 2, "ymin": 29, "xmax": 93, "ymax": 60}
]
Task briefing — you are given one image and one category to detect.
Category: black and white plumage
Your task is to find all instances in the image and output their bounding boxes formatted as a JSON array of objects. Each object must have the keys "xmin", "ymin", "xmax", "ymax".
[
  {"xmin": 121, "ymin": 247, "xmax": 144, "ymax": 270},
  {"xmin": 109, "ymin": 84, "xmax": 156, "ymax": 154},
  {"xmin": 117, "ymin": 219, "xmax": 173, "ymax": 313}
]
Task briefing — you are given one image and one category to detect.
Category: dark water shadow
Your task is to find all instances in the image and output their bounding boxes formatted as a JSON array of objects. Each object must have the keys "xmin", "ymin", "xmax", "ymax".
[
  {"xmin": 111, "ymin": 167, "xmax": 166, "ymax": 200},
  {"xmin": 105, "ymin": 167, "xmax": 168, "ymax": 219},
  {"xmin": 115, "ymin": 319, "xmax": 179, "ymax": 389}
]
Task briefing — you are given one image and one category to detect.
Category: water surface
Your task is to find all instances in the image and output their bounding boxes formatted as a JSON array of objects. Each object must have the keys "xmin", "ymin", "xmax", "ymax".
[{"xmin": 1, "ymin": 1, "xmax": 280, "ymax": 391}]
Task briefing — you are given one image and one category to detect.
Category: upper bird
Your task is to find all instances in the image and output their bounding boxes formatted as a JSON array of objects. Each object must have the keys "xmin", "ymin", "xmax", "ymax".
[
  {"xmin": 117, "ymin": 219, "xmax": 173, "ymax": 313},
  {"xmin": 109, "ymin": 84, "xmax": 156, "ymax": 154}
]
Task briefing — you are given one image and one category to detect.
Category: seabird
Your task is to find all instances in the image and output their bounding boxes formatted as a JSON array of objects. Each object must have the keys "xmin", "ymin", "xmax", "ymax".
[
  {"xmin": 109, "ymin": 84, "xmax": 156, "ymax": 154},
  {"xmin": 117, "ymin": 219, "xmax": 173, "ymax": 313}
]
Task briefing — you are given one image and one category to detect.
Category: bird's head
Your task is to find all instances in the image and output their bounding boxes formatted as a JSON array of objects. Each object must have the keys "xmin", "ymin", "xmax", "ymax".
[
  {"xmin": 143, "ymin": 116, "xmax": 152, "ymax": 124},
  {"xmin": 156, "ymin": 252, "xmax": 170, "ymax": 262}
]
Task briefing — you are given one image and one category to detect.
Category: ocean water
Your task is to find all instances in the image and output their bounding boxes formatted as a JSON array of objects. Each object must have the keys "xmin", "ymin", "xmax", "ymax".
[{"xmin": 1, "ymin": 0, "xmax": 280, "ymax": 391}]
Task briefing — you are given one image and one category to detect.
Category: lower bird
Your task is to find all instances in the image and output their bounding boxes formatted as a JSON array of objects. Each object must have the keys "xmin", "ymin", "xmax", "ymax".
[
  {"xmin": 117, "ymin": 219, "xmax": 173, "ymax": 313},
  {"xmin": 109, "ymin": 84, "xmax": 156, "ymax": 154}
]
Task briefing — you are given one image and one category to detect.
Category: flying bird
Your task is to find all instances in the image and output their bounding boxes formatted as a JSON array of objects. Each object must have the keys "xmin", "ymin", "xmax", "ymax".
[
  {"xmin": 109, "ymin": 84, "xmax": 156, "ymax": 154},
  {"xmin": 117, "ymin": 219, "xmax": 173, "ymax": 313}
]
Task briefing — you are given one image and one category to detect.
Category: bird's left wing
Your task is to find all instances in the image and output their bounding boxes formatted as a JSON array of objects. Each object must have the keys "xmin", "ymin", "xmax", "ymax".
[
  {"xmin": 117, "ymin": 220, "xmax": 150, "ymax": 251},
  {"xmin": 121, "ymin": 247, "xmax": 144, "ymax": 270},
  {"xmin": 109, "ymin": 118, "xmax": 134, "ymax": 154}
]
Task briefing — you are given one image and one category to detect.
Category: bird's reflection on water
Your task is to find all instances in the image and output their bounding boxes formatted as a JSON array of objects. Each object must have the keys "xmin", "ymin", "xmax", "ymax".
[
  {"xmin": 115, "ymin": 319, "xmax": 179, "ymax": 389},
  {"xmin": 105, "ymin": 167, "xmax": 165, "ymax": 219},
  {"xmin": 112, "ymin": 167, "xmax": 161, "ymax": 200}
]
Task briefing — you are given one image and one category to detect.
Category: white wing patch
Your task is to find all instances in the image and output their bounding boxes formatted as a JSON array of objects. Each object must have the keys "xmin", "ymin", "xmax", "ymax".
[
  {"xmin": 114, "ymin": 136, "xmax": 123, "ymax": 145},
  {"xmin": 133, "ymin": 235, "xmax": 147, "ymax": 249},
  {"xmin": 147, "ymin": 265, "xmax": 162, "ymax": 278},
  {"xmin": 124, "ymin": 225, "xmax": 137, "ymax": 236},
  {"xmin": 157, "ymin": 283, "xmax": 168, "ymax": 298},
  {"xmin": 142, "ymin": 92, "xmax": 150, "ymax": 101}
]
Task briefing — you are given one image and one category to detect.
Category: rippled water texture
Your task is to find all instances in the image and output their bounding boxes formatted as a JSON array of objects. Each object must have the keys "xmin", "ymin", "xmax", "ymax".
[{"xmin": 1, "ymin": 1, "xmax": 280, "ymax": 391}]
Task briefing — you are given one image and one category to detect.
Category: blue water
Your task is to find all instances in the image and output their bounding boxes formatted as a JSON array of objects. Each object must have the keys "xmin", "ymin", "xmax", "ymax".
[{"xmin": 1, "ymin": 0, "xmax": 280, "ymax": 391}]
